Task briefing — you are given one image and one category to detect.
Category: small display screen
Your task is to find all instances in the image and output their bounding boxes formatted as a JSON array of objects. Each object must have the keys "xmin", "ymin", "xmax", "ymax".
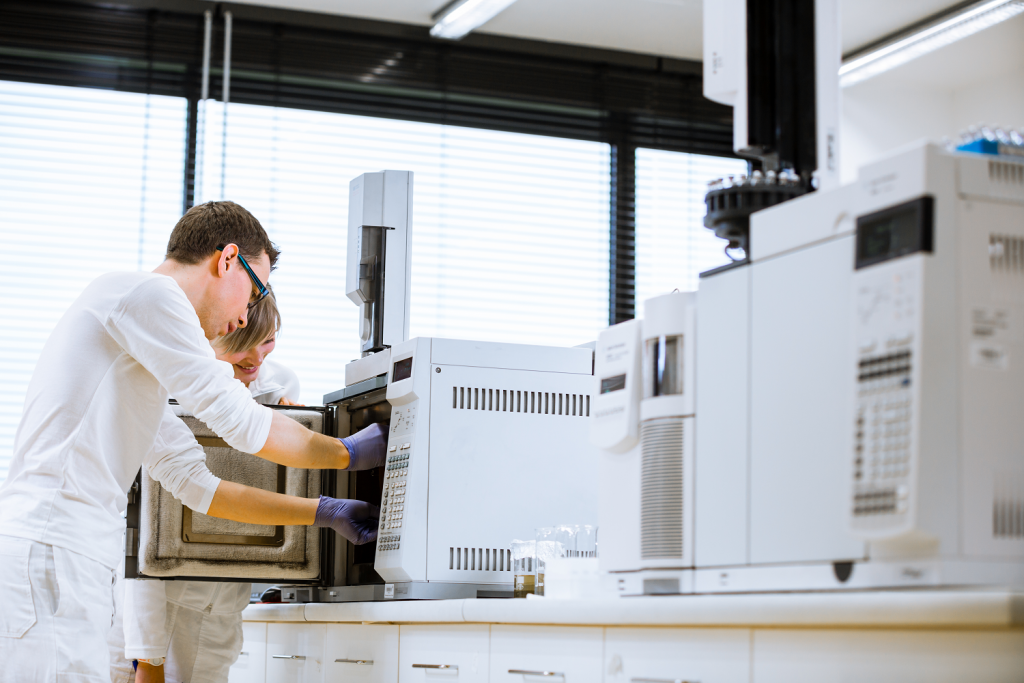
[
  {"xmin": 392, "ymin": 357, "xmax": 413, "ymax": 382},
  {"xmin": 600, "ymin": 374, "xmax": 627, "ymax": 394},
  {"xmin": 855, "ymin": 196, "xmax": 933, "ymax": 269}
]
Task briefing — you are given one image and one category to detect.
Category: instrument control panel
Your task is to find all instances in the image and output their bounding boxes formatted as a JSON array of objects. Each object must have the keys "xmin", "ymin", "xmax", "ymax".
[
  {"xmin": 379, "ymin": 403, "xmax": 417, "ymax": 549},
  {"xmin": 850, "ymin": 249, "xmax": 922, "ymax": 536}
]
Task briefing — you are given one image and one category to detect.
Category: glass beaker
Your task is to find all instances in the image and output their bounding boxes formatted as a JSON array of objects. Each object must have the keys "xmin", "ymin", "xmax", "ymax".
[
  {"xmin": 575, "ymin": 525, "xmax": 598, "ymax": 558},
  {"xmin": 534, "ymin": 525, "xmax": 576, "ymax": 596},
  {"xmin": 510, "ymin": 539, "xmax": 536, "ymax": 598}
]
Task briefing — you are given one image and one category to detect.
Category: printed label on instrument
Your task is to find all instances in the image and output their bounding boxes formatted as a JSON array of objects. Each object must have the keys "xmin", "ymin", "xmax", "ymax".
[
  {"xmin": 971, "ymin": 306, "xmax": 1012, "ymax": 341},
  {"xmin": 970, "ymin": 341, "xmax": 1009, "ymax": 371},
  {"xmin": 384, "ymin": 583, "xmax": 395, "ymax": 599}
]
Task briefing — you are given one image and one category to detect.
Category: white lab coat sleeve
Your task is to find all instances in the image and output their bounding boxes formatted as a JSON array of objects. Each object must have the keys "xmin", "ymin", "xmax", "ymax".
[
  {"xmin": 144, "ymin": 405, "xmax": 221, "ymax": 514},
  {"xmin": 105, "ymin": 276, "xmax": 273, "ymax": 454},
  {"xmin": 256, "ymin": 360, "xmax": 302, "ymax": 405},
  {"xmin": 123, "ymin": 579, "xmax": 170, "ymax": 660},
  {"xmin": 275, "ymin": 362, "xmax": 301, "ymax": 403}
]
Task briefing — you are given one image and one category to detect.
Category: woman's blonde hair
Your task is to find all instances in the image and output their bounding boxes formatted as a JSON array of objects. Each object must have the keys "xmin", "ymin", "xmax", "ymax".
[{"xmin": 214, "ymin": 284, "xmax": 280, "ymax": 355}]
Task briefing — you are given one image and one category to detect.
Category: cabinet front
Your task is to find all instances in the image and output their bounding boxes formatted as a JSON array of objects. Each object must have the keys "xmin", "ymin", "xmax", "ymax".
[
  {"xmin": 398, "ymin": 624, "xmax": 489, "ymax": 683},
  {"xmin": 229, "ymin": 622, "xmax": 268, "ymax": 683},
  {"xmin": 490, "ymin": 626, "xmax": 603, "ymax": 683},
  {"xmin": 605, "ymin": 627, "xmax": 751, "ymax": 683},
  {"xmin": 267, "ymin": 623, "xmax": 326, "ymax": 683},
  {"xmin": 324, "ymin": 623, "xmax": 399, "ymax": 683},
  {"xmin": 753, "ymin": 630, "xmax": 1024, "ymax": 683}
]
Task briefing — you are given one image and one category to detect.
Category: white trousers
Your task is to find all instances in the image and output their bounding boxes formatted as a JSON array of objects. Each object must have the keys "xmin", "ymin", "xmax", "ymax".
[
  {"xmin": 110, "ymin": 579, "xmax": 248, "ymax": 683},
  {"xmin": 0, "ymin": 535, "xmax": 116, "ymax": 683}
]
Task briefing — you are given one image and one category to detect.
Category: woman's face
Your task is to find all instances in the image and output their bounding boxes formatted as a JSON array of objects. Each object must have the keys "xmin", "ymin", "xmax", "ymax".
[{"xmin": 216, "ymin": 333, "xmax": 277, "ymax": 386}]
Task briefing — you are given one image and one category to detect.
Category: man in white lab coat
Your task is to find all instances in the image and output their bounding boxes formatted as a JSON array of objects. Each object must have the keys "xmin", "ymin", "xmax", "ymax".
[{"xmin": 0, "ymin": 201, "xmax": 383, "ymax": 682}]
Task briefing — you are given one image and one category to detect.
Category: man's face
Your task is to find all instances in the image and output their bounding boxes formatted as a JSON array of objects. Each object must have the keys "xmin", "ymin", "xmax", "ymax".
[{"xmin": 197, "ymin": 247, "xmax": 272, "ymax": 340}]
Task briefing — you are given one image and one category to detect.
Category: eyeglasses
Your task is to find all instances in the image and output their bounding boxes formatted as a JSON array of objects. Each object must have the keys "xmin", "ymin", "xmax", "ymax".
[{"xmin": 216, "ymin": 245, "xmax": 270, "ymax": 310}]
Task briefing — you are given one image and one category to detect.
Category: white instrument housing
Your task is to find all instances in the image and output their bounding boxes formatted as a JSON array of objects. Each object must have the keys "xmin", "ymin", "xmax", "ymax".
[
  {"xmin": 592, "ymin": 320, "xmax": 643, "ymax": 575},
  {"xmin": 848, "ymin": 144, "xmax": 1024, "ymax": 565},
  {"xmin": 345, "ymin": 170, "xmax": 413, "ymax": 352},
  {"xmin": 373, "ymin": 337, "xmax": 600, "ymax": 586}
]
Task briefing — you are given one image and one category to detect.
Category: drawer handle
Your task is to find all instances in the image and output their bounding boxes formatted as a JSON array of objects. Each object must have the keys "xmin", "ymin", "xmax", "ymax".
[
  {"xmin": 412, "ymin": 664, "xmax": 459, "ymax": 670},
  {"xmin": 631, "ymin": 679, "xmax": 701, "ymax": 683},
  {"xmin": 272, "ymin": 655, "xmax": 306, "ymax": 660},
  {"xmin": 336, "ymin": 658, "xmax": 374, "ymax": 665},
  {"xmin": 509, "ymin": 670, "xmax": 565, "ymax": 678}
]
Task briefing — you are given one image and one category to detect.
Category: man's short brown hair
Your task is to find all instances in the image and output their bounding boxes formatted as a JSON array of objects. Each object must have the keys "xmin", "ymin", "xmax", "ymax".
[{"xmin": 165, "ymin": 201, "xmax": 280, "ymax": 269}]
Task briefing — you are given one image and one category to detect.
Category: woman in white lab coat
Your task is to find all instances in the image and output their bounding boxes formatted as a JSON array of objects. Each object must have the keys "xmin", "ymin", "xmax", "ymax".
[{"xmin": 110, "ymin": 288, "xmax": 300, "ymax": 683}]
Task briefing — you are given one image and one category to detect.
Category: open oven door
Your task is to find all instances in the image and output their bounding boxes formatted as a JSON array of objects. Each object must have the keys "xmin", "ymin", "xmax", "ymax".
[
  {"xmin": 124, "ymin": 404, "xmax": 343, "ymax": 589},
  {"xmin": 323, "ymin": 376, "xmax": 392, "ymax": 592}
]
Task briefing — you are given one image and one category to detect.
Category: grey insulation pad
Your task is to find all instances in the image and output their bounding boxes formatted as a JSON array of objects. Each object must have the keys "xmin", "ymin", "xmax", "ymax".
[{"xmin": 139, "ymin": 411, "xmax": 323, "ymax": 579}]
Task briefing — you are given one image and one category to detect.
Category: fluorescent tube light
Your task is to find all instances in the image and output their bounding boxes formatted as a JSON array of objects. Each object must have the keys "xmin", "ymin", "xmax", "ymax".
[
  {"xmin": 840, "ymin": 0, "xmax": 1024, "ymax": 87},
  {"xmin": 430, "ymin": 0, "xmax": 519, "ymax": 40}
]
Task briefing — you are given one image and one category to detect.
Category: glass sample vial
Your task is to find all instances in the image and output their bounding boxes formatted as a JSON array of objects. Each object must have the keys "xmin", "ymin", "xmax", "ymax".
[
  {"xmin": 511, "ymin": 539, "xmax": 536, "ymax": 598},
  {"xmin": 575, "ymin": 524, "xmax": 598, "ymax": 558}
]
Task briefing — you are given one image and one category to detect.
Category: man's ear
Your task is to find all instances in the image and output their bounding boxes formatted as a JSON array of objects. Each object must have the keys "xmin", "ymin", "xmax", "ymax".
[{"xmin": 216, "ymin": 244, "xmax": 239, "ymax": 279}]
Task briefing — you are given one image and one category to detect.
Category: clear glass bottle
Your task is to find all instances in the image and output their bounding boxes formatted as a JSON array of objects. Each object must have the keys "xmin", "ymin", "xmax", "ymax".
[{"xmin": 511, "ymin": 539, "xmax": 536, "ymax": 598}]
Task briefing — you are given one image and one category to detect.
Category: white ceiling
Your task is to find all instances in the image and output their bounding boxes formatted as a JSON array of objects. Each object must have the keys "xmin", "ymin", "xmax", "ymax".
[
  {"xmin": 232, "ymin": 0, "xmax": 984, "ymax": 60},
  {"xmin": 846, "ymin": 10, "xmax": 1024, "ymax": 90}
]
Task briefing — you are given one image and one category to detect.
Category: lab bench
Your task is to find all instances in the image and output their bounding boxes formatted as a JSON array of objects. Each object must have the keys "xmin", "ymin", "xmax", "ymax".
[{"xmin": 230, "ymin": 590, "xmax": 1024, "ymax": 683}]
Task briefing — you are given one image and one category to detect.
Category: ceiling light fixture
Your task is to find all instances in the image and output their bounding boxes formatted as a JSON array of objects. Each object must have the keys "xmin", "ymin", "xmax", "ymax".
[
  {"xmin": 839, "ymin": 0, "xmax": 1024, "ymax": 87},
  {"xmin": 430, "ymin": 0, "xmax": 519, "ymax": 40}
]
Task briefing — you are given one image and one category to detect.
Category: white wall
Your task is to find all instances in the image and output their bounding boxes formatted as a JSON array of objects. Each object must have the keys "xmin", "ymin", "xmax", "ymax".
[{"xmin": 840, "ymin": 13, "xmax": 1024, "ymax": 183}]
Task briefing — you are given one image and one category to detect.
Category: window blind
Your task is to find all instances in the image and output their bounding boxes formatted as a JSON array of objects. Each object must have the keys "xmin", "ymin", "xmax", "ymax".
[
  {"xmin": 0, "ymin": 0, "xmax": 733, "ymax": 155},
  {"xmin": 198, "ymin": 101, "xmax": 610, "ymax": 406},
  {"xmin": 0, "ymin": 79, "xmax": 186, "ymax": 484},
  {"xmin": 634, "ymin": 148, "xmax": 749, "ymax": 305}
]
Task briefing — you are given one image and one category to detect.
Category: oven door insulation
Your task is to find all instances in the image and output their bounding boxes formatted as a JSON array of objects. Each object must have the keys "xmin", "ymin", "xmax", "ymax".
[{"xmin": 138, "ymin": 410, "xmax": 322, "ymax": 579}]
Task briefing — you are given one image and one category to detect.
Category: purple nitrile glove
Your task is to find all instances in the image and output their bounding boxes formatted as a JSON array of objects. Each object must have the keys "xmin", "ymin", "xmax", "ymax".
[
  {"xmin": 339, "ymin": 422, "xmax": 388, "ymax": 471},
  {"xmin": 313, "ymin": 496, "xmax": 380, "ymax": 545}
]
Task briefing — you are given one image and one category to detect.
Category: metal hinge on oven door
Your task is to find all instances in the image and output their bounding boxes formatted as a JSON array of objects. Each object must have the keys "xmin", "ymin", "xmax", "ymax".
[{"xmin": 124, "ymin": 470, "xmax": 143, "ymax": 578}]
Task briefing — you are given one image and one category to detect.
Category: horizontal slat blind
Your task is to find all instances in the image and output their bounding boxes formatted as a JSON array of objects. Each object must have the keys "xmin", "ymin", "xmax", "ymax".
[
  {"xmin": 0, "ymin": 0, "xmax": 733, "ymax": 156},
  {"xmin": 198, "ymin": 101, "xmax": 609, "ymax": 405},
  {"xmin": 634, "ymin": 148, "xmax": 749, "ymax": 304},
  {"xmin": 0, "ymin": 79, "xmax": 186, "ymax": 484}
]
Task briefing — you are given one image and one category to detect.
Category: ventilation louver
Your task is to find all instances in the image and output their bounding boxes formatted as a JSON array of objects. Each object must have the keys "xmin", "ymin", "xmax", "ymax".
[
  {"xmin": 993, "ymin": 475, "xmax": 1024, "ymax": 539},
  {"xmin": 990, "ymin": 234, "xmax": 1024, "ymax": 273},
  {"xmin": 989, "ymin": 160, "xmax": 1024, "ymax": 185},
  {"xmin": 640, "ymin": 417, "xmax": 684, "ymax": 560},
  {"xmin": 449, "ymin": 546, "xmax": 513, "ymax": 571},
  {"xmin": 452, "ymin": 387, "xmax": 590, "ymax": 417}
]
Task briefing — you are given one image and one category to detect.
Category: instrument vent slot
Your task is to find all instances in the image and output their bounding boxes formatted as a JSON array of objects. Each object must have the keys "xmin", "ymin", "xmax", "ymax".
[
  {"xmin": 449, "ymin": 547, "xmax": 511, "ymax": 571},
  {"xmin": 993, "ymin": 474, "xmax": 1024, "ymax": 539},
  {"xmin": 990, "ymin": 234, "xmax": 1024, "ymax": 273},
  {"xmin": 451, "ymin": 387, "xmax": 590, "ymax": 417},
  {"xmin": 640, "ymin": 417, "xmax": 684, "ymax": 560},
  {"xmin": 989, "ymin": 160, "xmax": 1024, "ymax": 185}
]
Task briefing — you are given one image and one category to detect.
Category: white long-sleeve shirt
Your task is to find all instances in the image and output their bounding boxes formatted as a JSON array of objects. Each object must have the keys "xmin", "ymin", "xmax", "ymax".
[
  {"xmin": 120, "ymin": 363, "xmax": 301, "ymax": 663},
  {"xmin": 0, "ymin": 272, "xmax": 274, "ymax": 570}
]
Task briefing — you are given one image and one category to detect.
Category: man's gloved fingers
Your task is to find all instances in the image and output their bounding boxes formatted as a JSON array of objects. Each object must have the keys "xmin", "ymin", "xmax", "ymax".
[
  {"xmin": 347, "ymin": 501, "xmax": 379, "ymax": 521},
  {"xmin": 346, "ymin": 521, "xmax": 378, "ymax": 545},
  {"xmin": 358, "ymin": 526, "xmax": 378, "ymax": 545},
  {"xmin": 339, "ymin": 423, "xmax": 389, "ymax": 472}
]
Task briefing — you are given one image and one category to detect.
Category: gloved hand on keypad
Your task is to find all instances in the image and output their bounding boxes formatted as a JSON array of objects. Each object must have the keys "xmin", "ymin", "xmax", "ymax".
[
  {"xmin": 313, "ymin": 496, "xmax": 380, "ymax": 545},
  {"xmin": 339, "ymin": 422, "xmax": 388, "ymax": 471}
]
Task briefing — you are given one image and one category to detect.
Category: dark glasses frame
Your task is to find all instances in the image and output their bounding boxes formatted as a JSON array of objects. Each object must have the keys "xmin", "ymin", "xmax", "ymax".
[{"xmin": 216, "ymin": 244, "xmax": 270, "ymax": 309}]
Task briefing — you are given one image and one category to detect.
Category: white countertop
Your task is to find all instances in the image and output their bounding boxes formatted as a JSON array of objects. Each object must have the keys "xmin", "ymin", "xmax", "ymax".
[{"xmin": 243, "ymin": 590, "xmax": 1024, "ymax": 629}]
